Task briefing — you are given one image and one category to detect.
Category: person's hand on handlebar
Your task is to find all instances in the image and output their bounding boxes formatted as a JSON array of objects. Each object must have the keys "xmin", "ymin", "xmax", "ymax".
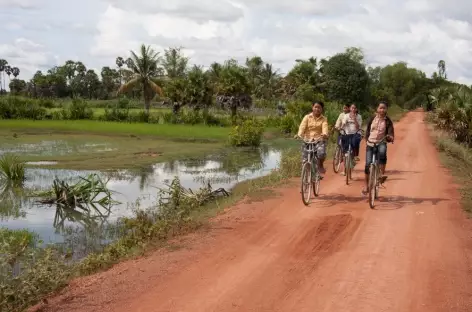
[{"xmin": 386, "ymin": 135, "xmax": 394, "ymax": 143}]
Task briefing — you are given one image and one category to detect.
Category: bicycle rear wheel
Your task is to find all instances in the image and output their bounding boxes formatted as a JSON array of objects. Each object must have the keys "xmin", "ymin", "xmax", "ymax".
[
  {"xmin": 368, "ymin": 164, "xmax": 376, "ymax": 209},
  {"xmin": 333, "ymin": 144, "xmax": 342, "ymax": 173},
  {"xmin": 301, "ymin": 162, "xmax": 312, "ymax": 205}
]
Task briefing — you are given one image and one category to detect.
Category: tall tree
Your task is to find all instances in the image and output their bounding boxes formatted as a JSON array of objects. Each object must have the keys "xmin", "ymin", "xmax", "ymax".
[
  {"xmin": 0, "ymin": 59, "xmax": 7, "ymax": 92},
  {"xmin": 438, "ymin": 60, "xmax": 447, "ymax": 80},
  {"xmin": 162, "ymin": 47, "xmax": 188, "ymax": 79},
  {"xmin": 322, "ymin": 52, "xmax": 369, "ymax": 106},
  {"xmin": 118, "ymin": 44, "xmax": 164, "ymax": 112},
  {"xmin": 215, "ymin": 59, "xmax": 252, "ymax": 120}
]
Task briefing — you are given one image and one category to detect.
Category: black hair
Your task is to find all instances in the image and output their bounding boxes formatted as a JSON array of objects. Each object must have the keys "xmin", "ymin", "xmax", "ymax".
[
  {"xmin": 312, "ymin": 101, "xmax": 324, "ymax": 109},
  {"xmin": 343, "ymin": 103, "xmax": 350, "ymax": 107},
  {"xmin": 378, "ymin": 101, "xmax": 388, "ymax": 108}
]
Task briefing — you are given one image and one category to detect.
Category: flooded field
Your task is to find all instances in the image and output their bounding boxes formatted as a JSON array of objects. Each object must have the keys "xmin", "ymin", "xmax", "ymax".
[{"xmin": 0, "ymin": 142, "xmax": 289, "ymax": 258}]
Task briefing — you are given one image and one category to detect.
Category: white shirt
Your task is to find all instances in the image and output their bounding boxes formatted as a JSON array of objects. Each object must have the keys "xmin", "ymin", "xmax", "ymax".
[
  {"xmin": 335, "ymin": 112, "xmax": 348, "ymax": 129},
  {"xmin": 341, "ymin": 113, "xmax": 362, "ymax": 134}
]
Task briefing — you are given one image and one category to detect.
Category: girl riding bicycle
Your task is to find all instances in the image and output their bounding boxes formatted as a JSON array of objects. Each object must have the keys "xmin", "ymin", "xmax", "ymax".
[
  {"xmin": 362, "ymin": 101, "xmax": 395, "ymax": 195},
  {"xmin": 339, "ymin": 104, "xmax": 362, "ymax": 175},
  {"xmin": 296, "ymin": 101, "xmax": 329, "ymax": 174}
]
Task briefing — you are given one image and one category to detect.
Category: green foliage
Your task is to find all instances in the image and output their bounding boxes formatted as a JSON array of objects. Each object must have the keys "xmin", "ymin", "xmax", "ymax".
[
  {"xmin": 0, "ymin": 96, "xmax": 46, "ymax": 120},
  {"xmin": 322, "ymin": 52, "xmax": 369, "ymax": 106},
  {"xmin": 34, "ymin": 173, "xmax": 119, "ymax": 211},
  {"xmin": 229, "ymin": 119, "xmax": 264, "ymax": 147},
  {"xmin": 61, "ymin": 99, "xmax": 94, "ymax": 120},
  {"xmin": 0, "ymin": 154, "xmax": 26, "ymax": 186},
  {"xmin": 429, "ymin": 86, "xmax": 472, "ymax": 146}
]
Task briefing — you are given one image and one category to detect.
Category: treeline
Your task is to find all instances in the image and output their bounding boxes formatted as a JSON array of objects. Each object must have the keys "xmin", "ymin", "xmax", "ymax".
[{"xmin": 2, "ymin": 45, "xmax": 459, "ymax": 114}]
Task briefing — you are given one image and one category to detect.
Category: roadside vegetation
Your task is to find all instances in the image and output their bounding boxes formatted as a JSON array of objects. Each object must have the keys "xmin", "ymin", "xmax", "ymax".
[{"xmin": 426, "ymin": 84, "xmax": 472, "ymax": 215}]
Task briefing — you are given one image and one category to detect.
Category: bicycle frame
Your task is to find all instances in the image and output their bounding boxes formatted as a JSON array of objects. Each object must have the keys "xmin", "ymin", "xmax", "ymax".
[
  {"xmin": 299, "ymin": 138, "xmax": 323, "ymax": 205},
  {"xmin": 339, "ymin": 130, "xmax": 363, "ymax": 183},
  {"xmin": 367, "ymin": 136, "xmax": 391, "ymax": 208}
]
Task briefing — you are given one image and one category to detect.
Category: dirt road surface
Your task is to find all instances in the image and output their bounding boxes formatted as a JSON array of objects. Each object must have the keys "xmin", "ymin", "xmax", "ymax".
[{"xmin": 32, "ymin": 111, "xmax": 472, "ymax": 312}]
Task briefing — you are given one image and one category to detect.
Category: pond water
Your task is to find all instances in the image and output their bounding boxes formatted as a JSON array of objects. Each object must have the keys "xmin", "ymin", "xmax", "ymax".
[{"xmin": 0, "ymin": 145, "xmax": 287, "ymax": 257}]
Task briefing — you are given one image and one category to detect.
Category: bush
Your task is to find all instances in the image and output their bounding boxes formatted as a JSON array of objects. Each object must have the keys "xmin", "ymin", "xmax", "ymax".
[
  {"xmin": 0, "ymin": 96, "xmax": 47, "ymax": 120},
  {"xmin": 63, "ymin": 99, "xmax": 94, "ymax": 120},
  {"xmin": 229, "ymin": 119, "xmax": 264, "ymax": 147},
  {"xmin": 101, "ymin": 107, "xmax": 130, "ymax": 122}
]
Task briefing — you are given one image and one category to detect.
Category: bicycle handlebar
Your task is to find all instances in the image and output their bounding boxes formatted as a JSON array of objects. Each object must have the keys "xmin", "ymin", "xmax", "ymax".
[
  {"xmin": 339, "ymin": 129, "xmax": 364, "ymax": 136},
  {"xmin": 295, "ymin": 137, "xmax": 324, "ymax": 144},
  {"xmin": 367, "ymin": 136, "xmax": 394, "ymax": 145}
]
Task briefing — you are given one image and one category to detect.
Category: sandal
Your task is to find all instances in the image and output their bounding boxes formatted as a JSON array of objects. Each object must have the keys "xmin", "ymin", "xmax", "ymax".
[{"xmin": 361, "ymin": 188, "xmax": 368, "ymax": 195}]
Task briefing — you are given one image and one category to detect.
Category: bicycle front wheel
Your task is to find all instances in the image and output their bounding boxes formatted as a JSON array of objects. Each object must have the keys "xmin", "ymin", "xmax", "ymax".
[
  {"xmin": 333, "ymin": 145, "xmax": 342, "ymax": 173},
  {"xmin": 345, "ymin": 153, "xmax": 351, "ymax": 185},
  {"xmin": 301, "ymin": 162, "xmax": 312, "ymax": 205},
  {"xmin": 368, "ymin": 164, "xmax": 376, "ymax": 209},
  {"xmin": 313, "ymin": 163, "xmax": 320, "ymax": 197},
  {"xmin": 375, "ymin": 166, "xmax": 380, "ymax": 199}
]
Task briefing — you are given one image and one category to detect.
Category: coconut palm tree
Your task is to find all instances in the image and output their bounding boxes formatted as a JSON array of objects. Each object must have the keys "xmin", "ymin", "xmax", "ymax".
[{"xmin": 117, "ymin": 44, "xmax": 164, "ymax": 113}]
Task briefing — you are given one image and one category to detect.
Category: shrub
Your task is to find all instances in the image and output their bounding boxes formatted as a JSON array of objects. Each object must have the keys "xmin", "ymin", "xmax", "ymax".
[
  {"xmin": 229, "ymin": 119, "xmax": 264, "ymax": 147},
  {"xmin": 101, "ymin": 107, "xmax": 130, "ymax": 122},
  {"xmin": 0, "ymin": 97, "xmax": 46, "ymax": 120},
  {"xmin": 0, "ymin": 154, "xmax": 26, "ymax": 186},
  {"xmin": 61, "ymin": 99, "xmax": 94, "ymax": 120}
]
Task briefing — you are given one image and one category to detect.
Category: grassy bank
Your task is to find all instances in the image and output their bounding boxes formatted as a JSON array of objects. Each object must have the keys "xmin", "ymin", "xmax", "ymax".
[
  {"xmin": 1, "ymin": 149, "xmax": 302, "ymax": 312},
  {"xmin": 429, "ymin": 128, "xmax": 472, "ymax": 215},
  {"xmin": 0, "ymin": 120, "xmax": 231, "ymax": 142}
]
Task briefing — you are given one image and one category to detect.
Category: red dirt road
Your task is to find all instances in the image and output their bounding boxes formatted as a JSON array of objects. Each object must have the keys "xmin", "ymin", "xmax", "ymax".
[{"xmin": 33, "ymin": 111, "xmax": 472, "ymax": 312}]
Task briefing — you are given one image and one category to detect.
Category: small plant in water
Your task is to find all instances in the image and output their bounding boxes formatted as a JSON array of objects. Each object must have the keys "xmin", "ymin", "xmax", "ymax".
[
  {"xmin": 35, "ymin": 173, "xmax": 120, "ymax": 214},
  {"xmin": 0, "ymin": 154, "xmax": 26, "ymax": 186}
]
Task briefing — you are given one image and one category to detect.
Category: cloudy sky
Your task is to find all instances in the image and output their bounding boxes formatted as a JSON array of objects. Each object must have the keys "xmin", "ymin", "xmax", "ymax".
[{"xmin": 1, "ymin": 0, "xmax": 472, "ymax": 84}]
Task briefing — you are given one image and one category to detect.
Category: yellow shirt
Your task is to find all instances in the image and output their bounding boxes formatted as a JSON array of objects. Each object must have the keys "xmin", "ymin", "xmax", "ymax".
[{"xmin": 297, "ymin": 113, "xmax": 329, "ymax": 141}]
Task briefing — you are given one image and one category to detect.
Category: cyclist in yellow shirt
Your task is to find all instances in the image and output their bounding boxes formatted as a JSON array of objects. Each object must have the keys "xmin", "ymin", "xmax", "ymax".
[{"xmin": 296, "ymin": 101, "xmax": 329, "ymax": 174}]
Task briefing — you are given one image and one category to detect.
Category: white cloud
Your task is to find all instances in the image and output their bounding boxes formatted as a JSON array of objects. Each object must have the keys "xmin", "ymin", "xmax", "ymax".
[
  {"xmin": 0, "ymin": 0, "xmax": 40, "ymax": 9},
  {"xmin": 2, "ymin": 0, "xmax": 472, "ymax": 85},
  {"xmin": 0, "ymin": 38, "xmax": 58, "ymax": 79}
]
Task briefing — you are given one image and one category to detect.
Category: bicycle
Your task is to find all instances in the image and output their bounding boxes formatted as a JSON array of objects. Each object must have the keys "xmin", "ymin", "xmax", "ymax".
[
  {"xmin": 332, "ymin": 131, "xmax": 343, "ymax": 173},
  {"xmin": 298, "ymin": 138, "xmax": 323, "ymax": 206},
  {"xmin": 367, "ymin": 136, "xmax": 392, "ymax": 209},
  {"xmin": 340, "ymin": 129, "xmax": 363, "ymax": 185}
]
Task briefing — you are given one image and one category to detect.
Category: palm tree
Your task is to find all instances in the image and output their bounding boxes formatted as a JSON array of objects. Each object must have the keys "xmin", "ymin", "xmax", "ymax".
[
  {"xmin": 162, "ymin": 47, "xmax": 188, "ymax": 78},
  {"xmin": 12, "ymin": 67, "xmax": 20, "ymax": 78},
  {"xmin": 5, "ymin": 65, "xmax": 11, "ymax": 80},
  {"xmin": 116, "ymin": 56, "xmax": 124, "ymax": 86},
  {"xmin": 259, "ymin": 63, "xmax": 281, "ymax": 100},
  {"xmin": 117, "ymin": 44, "xmax": 164, "ymax": 113},
  {"xmin": 0, "ymin": 59, "xmax": 7, "ymax": 92}
]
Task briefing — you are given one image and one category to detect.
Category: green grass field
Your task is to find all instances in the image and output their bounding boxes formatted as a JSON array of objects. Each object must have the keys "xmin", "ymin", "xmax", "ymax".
[{"xmin": 0, "ymin": 120, "xmax": 231, "ymax": 142}]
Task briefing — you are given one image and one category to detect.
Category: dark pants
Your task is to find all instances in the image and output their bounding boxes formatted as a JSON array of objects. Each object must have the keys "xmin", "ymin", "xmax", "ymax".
[
  {"xmin": 341, "ymin": 134, "xmax": 361, "ymax": 156},
  {"xmin": 364, "ymin": 142, "xmax": 387, "ymax": 174}
]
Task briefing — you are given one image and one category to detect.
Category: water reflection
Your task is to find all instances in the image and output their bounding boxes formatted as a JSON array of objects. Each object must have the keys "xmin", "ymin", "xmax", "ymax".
[{"xmin": 0, "ymin": 146, "xmax": 282, "ymax": 246}]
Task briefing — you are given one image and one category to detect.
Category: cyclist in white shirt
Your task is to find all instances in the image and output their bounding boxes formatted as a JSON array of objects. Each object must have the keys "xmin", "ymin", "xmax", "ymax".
[
  {"xmin": 340, "ymin": 103, "xmax": 362, "ymax": 164},
  {"xmin": 334, "ymin": 104, "xmax": 350, "ymax": 145}
]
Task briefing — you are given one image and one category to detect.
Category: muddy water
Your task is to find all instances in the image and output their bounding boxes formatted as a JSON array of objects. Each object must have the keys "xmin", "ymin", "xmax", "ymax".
[{"xmin": 0, "ymin": 146, "xmax": 285, "ymax": 252}]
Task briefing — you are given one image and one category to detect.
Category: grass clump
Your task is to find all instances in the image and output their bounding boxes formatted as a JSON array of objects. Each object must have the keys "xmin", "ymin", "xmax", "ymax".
[
  {"xmin": 229, "ymin": 119, "xmax": 264, "ymax": 147},
  {"xmin": 35, "ymin": 173, "xmax": 120, "ymax": 213},
  {"xmin": 0, "ymin": 228, "xmax": 71, "ymax": 312},
  {"xmin": 0, "ymin": 154, "xmax": 26, "ymax": 187}
]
